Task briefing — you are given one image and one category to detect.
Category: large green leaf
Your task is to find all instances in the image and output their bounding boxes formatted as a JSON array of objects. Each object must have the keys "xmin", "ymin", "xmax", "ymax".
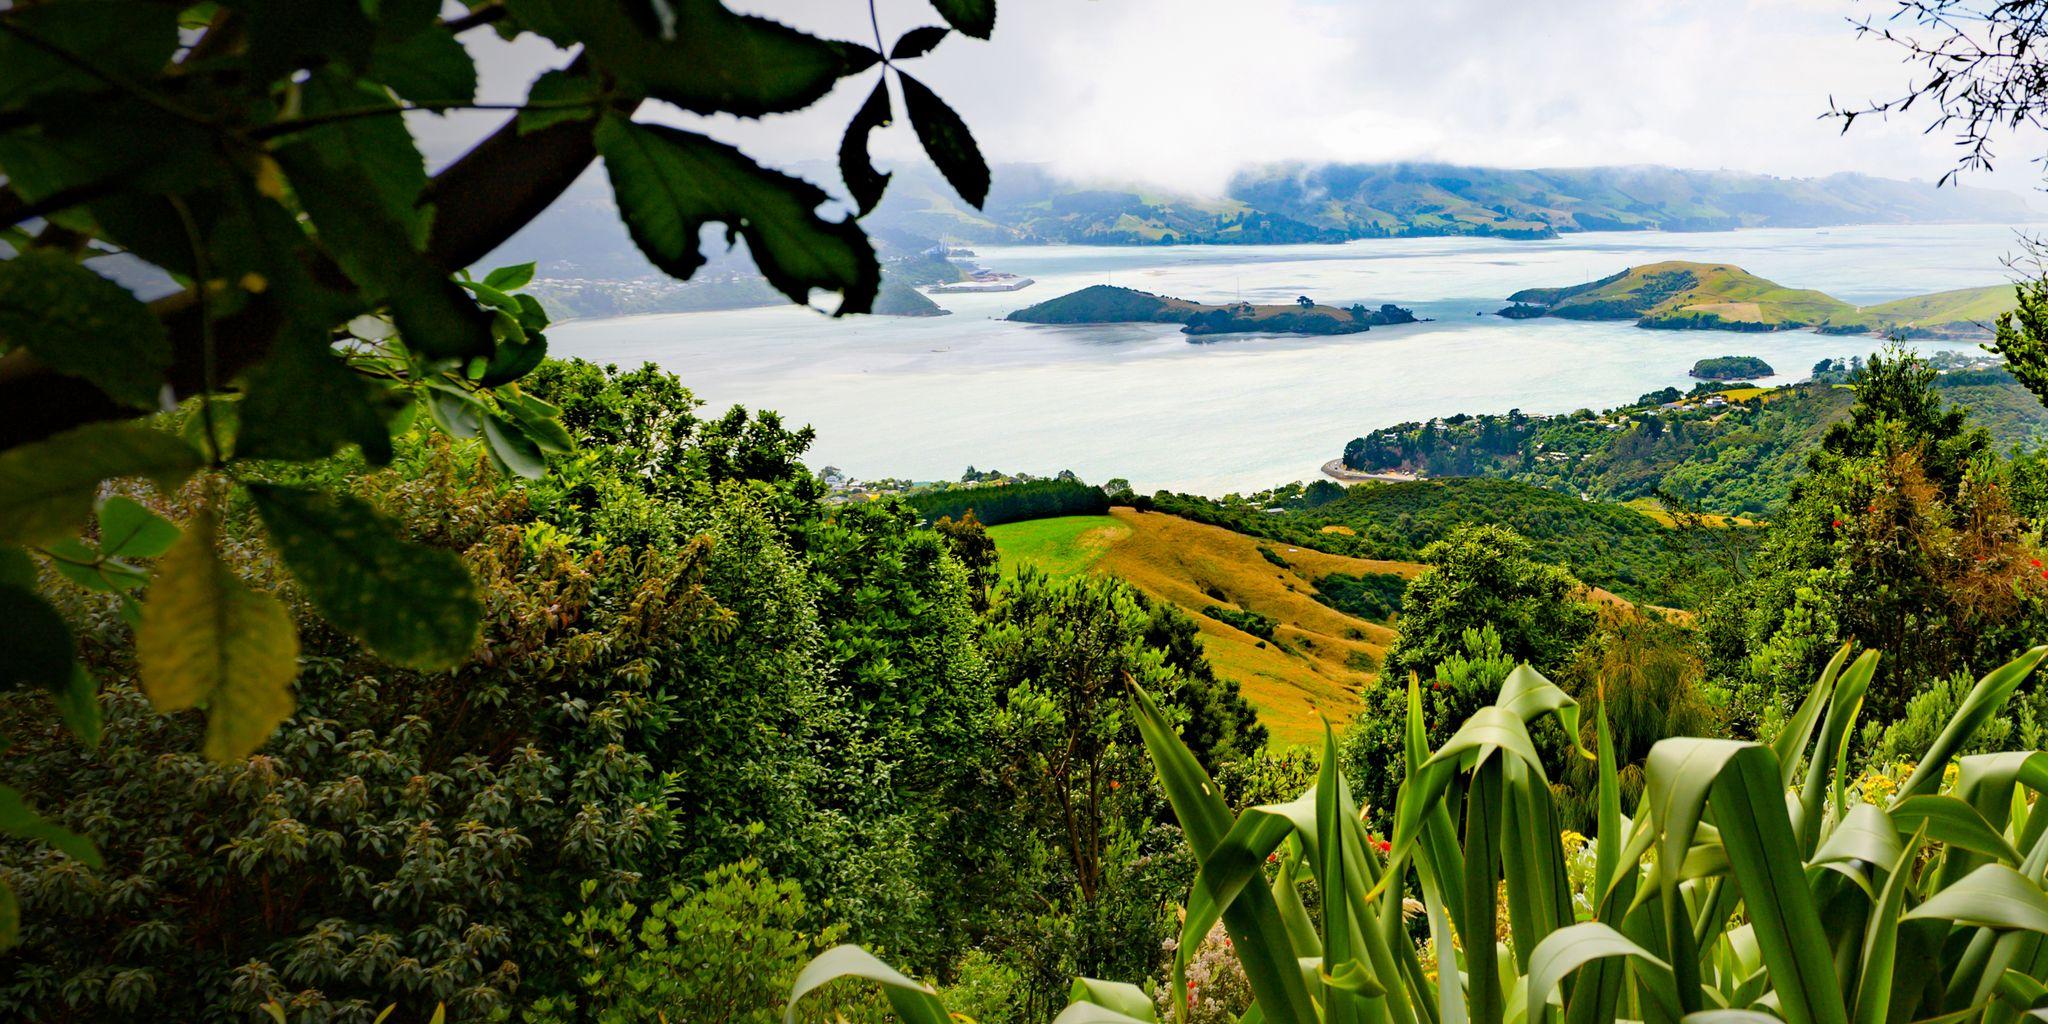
[
  {"xmin": 369, "ymin": 25, "xmax": 477, "ymax": 105},
  {"xmin": 1905, "ymin": 864, "xmax": 2048, "ymax": 934},
  {"xmin": 0, "ymin": 783, "xmax": 100, "ymax": 867},
  {"xmin": 785, "ymin": 945, "xmax": 948, "ymax": 1024},
  {"xmin": 0, "ymin": 250, "xmax": 169, "ymax": 407},
  {"xmin": 0, "ymin": 423, "xmax": 203, "ymax": 546},
  {"xmin": 508, "ymin": 0, "xmax": 870, "ymax": 117},
  {"xmin": 1130, "ymin": 684, "xmax": 1320, "ymax": 1024},
  {"xmin": 235, "ymin": 337, "xmax": 399, "ymax": 465},
  {"xmin": 1527, "ymin": 923, "xmax": 1671, "ymax": 1024},
  {"xmin": 1896, "ymin": 647, "xmax": 2048, "ymax": 804},
  {"xmin": 0, "ymin": 583, "xmax": 73, "ymax": 693},
  {"xmin": 290, "ymin": 70, "xmax": 432, "ymax": 244},
  {"xmin": 1890, "ymin": 795, "xmax": 2022, "ymax": 865},
  {"xmin": 247, "ymin": 485, "xmax": 478, "ymax": 670},
  {"xmin": 0, "ymin": 1, "xmax": 178, "ymax": 111},
  {"xmin": 97, "ymin": 497, "xmax": 178, "ymax": 559},
  {"xmin": 897, "ymin": 70, "xmax": 989, "ymax": 208},
  {"xmin": 839, "ymin": 77, "xmax": 895, "ymax": 216},
  {"xmin": 134, "ymin": 512, "xmax": 301, "ymax": 761},
  {"xmin": 929, "ymin": 0, "xmax": 997, "ymax": 38},
  {"xmin": 1067, "ymin": 978, "xmax": 1156, "ymax": 1021},
  {"xmin": 1853, "ymin": 828, "xmax": 1926, "ymax": 1024},
  {"xmin": 595, "ymin": 117, "xmax": 880, "ymax": 313},
  {"xmin": 270, "ymin": 147, "xmax": 493, "ymax": 363}
]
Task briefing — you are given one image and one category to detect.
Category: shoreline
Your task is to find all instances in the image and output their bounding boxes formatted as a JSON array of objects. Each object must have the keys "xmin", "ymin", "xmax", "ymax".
[{"xmin": 1321, "ymin": 459, "xmax": 1421, "ymax": 484}]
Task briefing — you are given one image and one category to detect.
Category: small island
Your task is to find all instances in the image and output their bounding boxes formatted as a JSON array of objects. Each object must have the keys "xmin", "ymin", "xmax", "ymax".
[
  {"xmin": 1006, "ymin": 284, "xmax": 1418, "ymax": 337},
  {"xmin": 872, "ymin": 280, "xmax": 950, "ymax": 317},
  {"xmin": 1497, "ymin": 261, "xmax": 2014, "ymax": 338},
  {"xmin": 1690, "ymin": 355, "xmax": 1773, "ymax": 380}
]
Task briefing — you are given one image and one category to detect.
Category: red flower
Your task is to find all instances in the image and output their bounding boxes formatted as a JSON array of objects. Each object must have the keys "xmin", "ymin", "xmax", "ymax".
[
  {"xmin": 1109, "ymin": 780, "xmax": 1120, "ymax": 791},
  {"xmin": 1832, "ymin": 519, "xmax": 1843, "ymax": 528},
  {"xmin": 2032, "ymin": 559, "xmax": 2041, "ymax": 569}
]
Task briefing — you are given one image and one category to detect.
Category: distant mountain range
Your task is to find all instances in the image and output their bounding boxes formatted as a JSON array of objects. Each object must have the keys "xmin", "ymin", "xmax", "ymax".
[
  {"xmin": 866, "ymin": 162, "xmax": 2037, "ymax": 245},
  {"xmin": 482, "ymin": 161, "xmax": 2038, "ymax": 312}
]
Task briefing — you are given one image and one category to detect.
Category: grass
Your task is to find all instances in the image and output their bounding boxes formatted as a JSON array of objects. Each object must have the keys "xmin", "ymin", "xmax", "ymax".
[
  {"xmin": 1822, "ymin": 283, "xmax": 2018, "ymax": 334},
  {"xmin": 988, "ymin": 515, "xmax": 1129, "ymax": 580},
  {"xmin": 989, "ymin": 509, "xmax": 1422, "ymax": 746},
  {"xmin": 1624, "ymin": 497, "xmax": 1760, "ymax": 528}
]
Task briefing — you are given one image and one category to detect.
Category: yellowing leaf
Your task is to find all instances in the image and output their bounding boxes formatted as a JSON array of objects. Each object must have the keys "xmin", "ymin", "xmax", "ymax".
[{"xmin": 135, "ymin": 511, "xmax": 300, "ymax": 761}]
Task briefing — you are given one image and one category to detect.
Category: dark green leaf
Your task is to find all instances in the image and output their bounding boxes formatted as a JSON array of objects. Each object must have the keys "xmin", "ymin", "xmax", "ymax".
[
  {"xmin": 0, "ymin": 783, "xmax": 100, "ymax": 867},
  {"xmin": 928, "ymin": 0, "xmax": 996, "ymax": 39},
  {"xmin": 370, "ymin": 25, "xmax": 477, "ymax": 104},
  {"xmin": 897, "ymin": 71, "xmax": 988, "ymax": 208},
  {"xmin": 0, "ymin": 583, "xmax": 74, "ymax": 693},
  {"xmin": 236, "ymin": 338, "xmax": 398, "ymax": 465},
  {"xmin": 288, "ymin": 70, "xmax": 433, "ymax": 245},
  {"xmin": 247, "ymin": 484, "xmax": 479, "ymax": 669},
  {"xmin": 233, "ymin": 0, "xmax": 374, "ymax": 78},
  {"xmin": 0, "ymin": 251, "xmax": 169, "ymax": 408},
  {"xmin": 46, "ymin": 538, "xmax": 148, "ymax": 593},
  {"xmin": 501, "ymin": 392, "xmax": 574, "ymax": 452},
  {"xmin": 483, "ymin": 412, "xmax": 548, "ymax": 478},
  {"xmin": 479, "ymin": 331, "xmax": 549, "ymax": 388},
  {"xmin": 270, "ymin": 147, "xmax": 494, "ymax": 363},
  {"xmin": 98, "ymin": 497, "xmax": 179, "ymax": 559},
  {"xmin": 483, "ymin": 263, "xmax": 537, "ymax": 291},
  {"xmin": 596, "ymin": 117, "xmax": 880, "ymax": 313},
  {"xmin": 54, "ymin": 666, "xmax": 101, "ymax": 749},
  {"xmin": 507, "ymin": 0, "xmax": 870, "ymax": 117},
  {"xmin": 892, "ymin": 26, "xmax": 950, "ymax": 59},
  {"xmin": 518, "ymin": 68, "xmax": 602, "ymax": 134},
  {"xmin": 0, "ymin": 423, "xmax": 203, "ymax": 546},
  {"xmin": 839, "ymin": 78, "xmax": 894, "ymax": 216},
  {"xmin": 0, "ymin": 2, "xmax": 178, "ymax": 111}
]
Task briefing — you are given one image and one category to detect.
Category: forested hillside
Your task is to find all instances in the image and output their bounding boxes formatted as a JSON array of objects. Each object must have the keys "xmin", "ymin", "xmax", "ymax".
[{"xmin": 1340, "ymin": 362, "xmax": 2048, "ymax": 515}]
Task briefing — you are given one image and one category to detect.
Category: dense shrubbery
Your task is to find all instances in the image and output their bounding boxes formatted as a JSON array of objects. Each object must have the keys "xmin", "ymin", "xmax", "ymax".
[
  {"xmin": 0, "ymin": 361, "xmax": 1269, "ymax": 1021},
  {"xmin": 1310, "ymin": 570, "xmax": 1407, "ymax": 622},
  {"xmin": 906, "ymin": 479, "xmax": 1111, "ymax": 526}
]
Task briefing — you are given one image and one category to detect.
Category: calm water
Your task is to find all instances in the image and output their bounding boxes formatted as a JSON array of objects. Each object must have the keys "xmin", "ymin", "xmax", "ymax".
[{"xmin": 551, "ymin": 223, "xmax": 2044, "ymax": 494}]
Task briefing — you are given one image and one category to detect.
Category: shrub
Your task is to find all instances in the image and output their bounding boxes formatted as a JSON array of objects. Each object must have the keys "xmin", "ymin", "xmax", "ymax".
[{"xmin": 797, "ymin": 641, "xmax": 2048, "ymax": 1024}]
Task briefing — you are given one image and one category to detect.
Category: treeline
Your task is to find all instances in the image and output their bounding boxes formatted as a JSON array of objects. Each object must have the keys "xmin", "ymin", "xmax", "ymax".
[
  {"xmin": 1152, "ymin": 476, "xmax": 1725, "ymax": 607},
  {"xmin": 1338, "ymin": 368, "xmax": 2048, "ymax": 516},
  {"xmin": 906, "ymin": 478, "xmax": 1111, "ymax": 525}
]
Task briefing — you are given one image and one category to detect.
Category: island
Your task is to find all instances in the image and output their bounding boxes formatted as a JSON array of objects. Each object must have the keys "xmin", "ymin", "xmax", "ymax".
[
  {"xmin": 1691, "ymin": 355, "xmax": 1773, "ymax": 380},
  {"xmin": 1498, "ymin": 261, "xmax": 2014, "ymax": 338},
  {"xmin": 1005, "ymin": 285, "xmax": 1419, "ymax": 337}
]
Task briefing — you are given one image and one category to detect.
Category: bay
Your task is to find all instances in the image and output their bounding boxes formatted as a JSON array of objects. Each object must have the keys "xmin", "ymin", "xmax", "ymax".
[{"xmin": 550, "ymin": 223, "xmax": 2045, "ymax": 494}]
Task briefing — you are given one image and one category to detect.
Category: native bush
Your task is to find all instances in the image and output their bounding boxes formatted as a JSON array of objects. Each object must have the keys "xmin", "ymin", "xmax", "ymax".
[{"xmin": 797, "ymin": 641, "xmax": 2048, "ymax": 1024}]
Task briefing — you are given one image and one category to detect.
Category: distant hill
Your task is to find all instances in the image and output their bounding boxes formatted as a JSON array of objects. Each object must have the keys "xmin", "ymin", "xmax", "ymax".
[
  {"xmin": 1502, "ymin": 261, "xmax": 2017, "ymax": 336},
  {"xmin": 864, "ymin": 162, "xmax": 2035, "ymax": 246},
  {"xmin": 1006, "ymin": 284, "xmax": 1417, "ymax": 336},
  {"xmin": 1227, "ymin": 163, "xmax": 2035, "ymax": 240}
]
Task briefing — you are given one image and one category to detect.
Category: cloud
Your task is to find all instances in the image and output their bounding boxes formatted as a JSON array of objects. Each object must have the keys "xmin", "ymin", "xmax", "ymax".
[{"xmin": 431, "ymin": 0, "xmax": 2048, "ymax": 199}]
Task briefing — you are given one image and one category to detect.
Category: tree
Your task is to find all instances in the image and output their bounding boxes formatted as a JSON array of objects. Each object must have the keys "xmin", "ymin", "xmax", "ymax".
[
  {"xmin": 1381, "ymin": 523, "xmax": 1596, "ymax": 679},
  {"xmin": 0, "ymin": 0, "xmax": 1001, "ymax": 940},
  {"xmin": 1295, "ymin": 295, "xmax": 1315, "ymax": 308}
]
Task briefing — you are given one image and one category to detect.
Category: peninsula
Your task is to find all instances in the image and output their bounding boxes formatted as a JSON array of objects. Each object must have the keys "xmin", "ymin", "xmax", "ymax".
[{"xmin": 1498, "ymin": 261, "xmax": 2015, "ymax": 338}]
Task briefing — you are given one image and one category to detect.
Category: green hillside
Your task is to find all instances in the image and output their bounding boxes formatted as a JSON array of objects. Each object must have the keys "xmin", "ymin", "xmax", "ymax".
[
  {"xmin": 1505, "ymin": 261, "xmax": 2017, "ymax": 336},
  {"xmin": 1503, "ymin": 261, "xmax": 1854, "ymax": 329},
  {"xmin": 1818, "ymin": 283, "xmax": 2018, "ymax": 338}
]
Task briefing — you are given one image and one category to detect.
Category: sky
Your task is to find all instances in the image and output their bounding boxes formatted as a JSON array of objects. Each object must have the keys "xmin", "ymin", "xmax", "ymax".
[{"xmin": 422, "ymin": 0, "xmax": 2048, "ymax": 200}]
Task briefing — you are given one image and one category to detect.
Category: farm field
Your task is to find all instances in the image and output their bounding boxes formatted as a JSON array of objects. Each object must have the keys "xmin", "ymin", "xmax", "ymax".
[{"xmin": 989, "ymin": 508, "xmax": 1420, "ymax": 744}]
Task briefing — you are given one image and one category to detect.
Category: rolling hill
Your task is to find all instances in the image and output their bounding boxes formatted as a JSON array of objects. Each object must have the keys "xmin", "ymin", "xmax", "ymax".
[
  {"xmin": 987, "ymin": 509, "xmax": 1417, "ymax": 744},
  {"xmin": 1502, "ymin": 261, "xmax": 2017, "ymax": 336}
]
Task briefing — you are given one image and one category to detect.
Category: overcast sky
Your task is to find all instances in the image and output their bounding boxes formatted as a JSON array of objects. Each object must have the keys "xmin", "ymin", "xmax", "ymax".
[{"xmin": 426, "ymin": 0, "xmax": 2048, "ymax": 199}]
